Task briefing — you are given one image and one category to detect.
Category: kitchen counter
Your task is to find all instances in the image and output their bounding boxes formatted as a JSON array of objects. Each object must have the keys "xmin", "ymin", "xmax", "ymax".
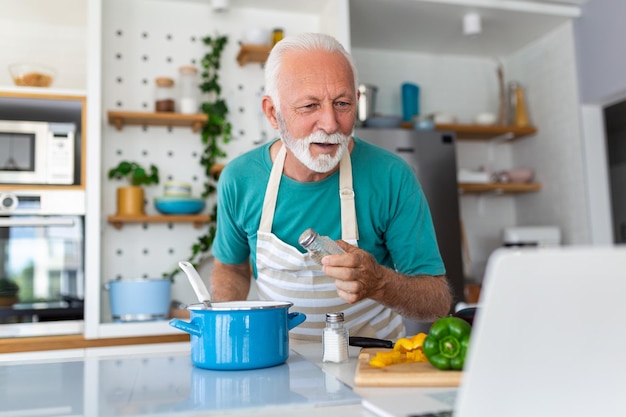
[{"xmin": 0, "ymin": 340, "xmax": 457, "ymax": 417}]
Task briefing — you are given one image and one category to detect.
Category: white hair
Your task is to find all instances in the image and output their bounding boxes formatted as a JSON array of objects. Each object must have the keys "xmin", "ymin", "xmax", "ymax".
[{"xmin": 264, "ymin": 32, "xmax": 359, "ymax": 109}]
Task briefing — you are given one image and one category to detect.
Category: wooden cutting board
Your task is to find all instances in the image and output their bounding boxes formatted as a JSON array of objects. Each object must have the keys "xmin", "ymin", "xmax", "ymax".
[{"xmin": 354, "ymin": 348, "xmax": 463, "ymax": 387}]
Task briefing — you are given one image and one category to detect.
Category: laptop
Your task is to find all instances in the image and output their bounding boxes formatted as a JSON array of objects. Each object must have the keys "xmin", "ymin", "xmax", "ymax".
[{"xmin": 363, "ymin": 245, "xmax": 626, "ymax": 417}]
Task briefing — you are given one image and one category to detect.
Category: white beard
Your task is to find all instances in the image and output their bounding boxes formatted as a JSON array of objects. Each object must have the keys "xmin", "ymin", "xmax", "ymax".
[{"xmin": 277, "ymin": 113, "xmax": 350, "ymax": 173}]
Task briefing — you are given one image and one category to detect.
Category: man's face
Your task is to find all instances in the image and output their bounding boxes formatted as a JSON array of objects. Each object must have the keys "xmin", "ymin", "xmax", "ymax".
[{"xmin": 274, "ymin": 49, "xmax": 357, "ymax": 173}]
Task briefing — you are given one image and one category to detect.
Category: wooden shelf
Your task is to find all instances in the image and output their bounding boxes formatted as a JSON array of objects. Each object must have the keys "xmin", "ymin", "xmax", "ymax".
[
  {"xmin": 400, "ymin": 122, "xmax": 537, "ymax": 141},
  {"xmin": 107, "ymin": 110, "xmax": 207, "ymax": 132},
  {"xmin": 0, "ymin": 184, "xmax": 85, "ymax": 191},
  {"xmin": 458, "ymin": 182, "xmax": 541, "ymax": 194},
  {"xmin": 107, "ymin": 214, "xmax": 211, "ymax": 229},
  {"xmin": 0, "ymin": 333, "xmax": 189, "ymax": 354},
  {"xmin": 236, "ymin": 44, "xmax": 272, "ymax": 66}
]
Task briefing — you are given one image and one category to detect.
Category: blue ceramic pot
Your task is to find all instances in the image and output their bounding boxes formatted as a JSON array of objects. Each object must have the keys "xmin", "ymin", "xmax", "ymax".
[
  {"xmin": 169, "ymin": 300, "xmax": 306, "ymax": 370},
  {"xmin": 106, "ymin": 278, "xmax": 171, "ymax": 322}
]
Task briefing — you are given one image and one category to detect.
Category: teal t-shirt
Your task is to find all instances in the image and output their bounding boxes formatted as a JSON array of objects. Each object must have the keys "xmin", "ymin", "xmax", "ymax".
[{"xmin": 212, "ymin": 137, "xmax": 445, "ymax": 278}]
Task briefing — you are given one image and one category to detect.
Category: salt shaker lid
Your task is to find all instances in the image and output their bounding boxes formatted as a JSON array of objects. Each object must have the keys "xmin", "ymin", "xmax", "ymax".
[
  {"xmin": 326, "ymin": 312, "xmax": 345, "ymax": 323},
  {"xmin": 298, "ymin": 228, "xmax": 318, "ymax": 248}
]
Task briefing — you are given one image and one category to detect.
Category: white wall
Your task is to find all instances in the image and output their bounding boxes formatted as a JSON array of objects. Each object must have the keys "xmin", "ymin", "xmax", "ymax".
[
  {"xmin": 574, "ymin": 0, "xmax": 626, "ymax": 105},
  {"xmin": 572, "ymin": 0, "xmax": 626, "ymax": 245},
  {"xmin": 508, "ymin": 22, "xmax": 590, "ymax": 245}
]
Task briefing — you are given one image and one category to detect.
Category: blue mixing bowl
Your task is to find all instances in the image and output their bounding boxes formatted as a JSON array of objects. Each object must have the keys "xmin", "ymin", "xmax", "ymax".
[{"xmin": 154, "ymin": 196, "xmax": 205, "ymax": 215}]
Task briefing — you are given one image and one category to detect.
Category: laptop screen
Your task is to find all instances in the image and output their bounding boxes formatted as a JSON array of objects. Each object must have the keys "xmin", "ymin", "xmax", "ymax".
[{"xmin": 455, "ymin": 246, "xmax": 626, "ymax": 417}]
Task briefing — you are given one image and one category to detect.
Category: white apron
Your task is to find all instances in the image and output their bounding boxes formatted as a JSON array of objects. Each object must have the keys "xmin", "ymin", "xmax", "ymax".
[{"xmin": 255, "ymin": 144, "xmax": 405, "ymax": 341}]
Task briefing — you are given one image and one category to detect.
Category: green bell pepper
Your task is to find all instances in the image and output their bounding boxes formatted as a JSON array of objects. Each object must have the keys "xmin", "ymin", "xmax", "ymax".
[{"xmin": 423, "ymin": 316, "xmax": 472, "ymax": 371}]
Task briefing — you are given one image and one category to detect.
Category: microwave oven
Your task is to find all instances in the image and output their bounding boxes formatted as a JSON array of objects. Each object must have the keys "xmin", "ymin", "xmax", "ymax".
[{"xmin": 0, "ymin": 120, "xmax": 76, "ymax": 185}]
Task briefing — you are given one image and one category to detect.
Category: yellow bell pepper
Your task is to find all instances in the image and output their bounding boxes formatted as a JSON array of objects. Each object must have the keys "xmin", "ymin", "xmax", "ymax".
[
  {"xmin": 368, "ymin": 333, "xmax": 428, "ymax": 368},
  {"xmin": 369, "ymin": 350, "xmax": 404, "ymax": 368}
]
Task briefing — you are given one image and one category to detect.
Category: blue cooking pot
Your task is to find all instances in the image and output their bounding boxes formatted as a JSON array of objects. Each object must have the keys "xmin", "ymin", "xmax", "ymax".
[{"xmin": 169, "ymin": 300, "xmax": 306, "ymax": 370}]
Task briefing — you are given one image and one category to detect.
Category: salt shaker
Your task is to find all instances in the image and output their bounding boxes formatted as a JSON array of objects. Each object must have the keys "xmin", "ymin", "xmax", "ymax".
[
  {"xmin": 298, "ymin": 228, "xmax": 345, "ymax": 265},
  {"xmin": 178, "ymin": 65, "xmax": 199, "ymax": 114},
  {"xmin": 323, "ymin": 312, "xmax": 349, "ymax": 363}
]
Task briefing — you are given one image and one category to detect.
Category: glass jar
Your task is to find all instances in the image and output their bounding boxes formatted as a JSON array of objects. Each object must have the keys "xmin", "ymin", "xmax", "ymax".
[
  {"xmin": 272, "ymin": 28, "xmax": 284, "ymax": 46},
  {"xmin": 178, "ymin": 66, "xmax": 199, "ymax": 114},
  {"xmin": 508, "ymin": 81, "xmax": 530, "ymax": 127},
  {"xmin": 298, "ymin": 228, "xmax": 345, "ymax": 265},
  {"xmin": 323, "ymin": 312, "xmax": 349, "ymax": 363},
  {"xmin": 155, "ymin": 77, "xmax": 175, "ymax": 112}
]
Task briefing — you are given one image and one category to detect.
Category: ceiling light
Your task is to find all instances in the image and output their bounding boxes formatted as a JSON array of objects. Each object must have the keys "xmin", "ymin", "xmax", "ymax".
[
  {"xmin": 212, "ymin": 0, "xmax": 229, "ymax": 12},
  {"xmin": 463, "ymin": 12, "xmax": 482, "ymax": 36}
]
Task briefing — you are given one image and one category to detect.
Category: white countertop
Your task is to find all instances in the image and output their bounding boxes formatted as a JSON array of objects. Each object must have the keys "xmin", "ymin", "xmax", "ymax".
[{"xmin": 0, "ymin": 340, "xmax": 457, "ymax": 417}]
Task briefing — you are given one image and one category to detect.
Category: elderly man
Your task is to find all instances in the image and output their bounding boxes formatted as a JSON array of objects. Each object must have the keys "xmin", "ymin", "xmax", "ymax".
[{"xmin": 210, "ymin": 32, "xmax": 451, "ymax": 341}]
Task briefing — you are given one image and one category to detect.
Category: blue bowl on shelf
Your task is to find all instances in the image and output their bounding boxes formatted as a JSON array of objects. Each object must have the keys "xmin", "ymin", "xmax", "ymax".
[{"xmin": 154, "ymin": 196, "xmax": 205, "ymax": 215}]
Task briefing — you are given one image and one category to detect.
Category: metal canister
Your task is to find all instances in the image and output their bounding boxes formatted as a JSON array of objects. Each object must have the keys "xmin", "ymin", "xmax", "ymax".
[{"xmin": 357, "ymin": 84, "xmax": 378, "ymax": 127}]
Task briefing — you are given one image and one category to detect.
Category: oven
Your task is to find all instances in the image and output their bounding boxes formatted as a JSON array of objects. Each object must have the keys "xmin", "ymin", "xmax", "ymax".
[{"xmin": 0, "ymin": 190, "xmax": 85, "ymax": 334}]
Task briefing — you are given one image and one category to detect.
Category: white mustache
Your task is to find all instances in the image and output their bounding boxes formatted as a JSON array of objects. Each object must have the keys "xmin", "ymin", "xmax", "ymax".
[{"xmin": 305, "ymin": 131, "xmax": 348, "ymax": 145}]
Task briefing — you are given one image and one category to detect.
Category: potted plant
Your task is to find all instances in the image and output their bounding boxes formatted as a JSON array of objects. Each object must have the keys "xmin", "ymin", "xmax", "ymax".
[
  {"xmin": 108, "ymin": 161, "xmax": 160, "ymax": 216},
  {"xmin": 0, "ymin": 277, "xmax": 19, "ymax": 307}
]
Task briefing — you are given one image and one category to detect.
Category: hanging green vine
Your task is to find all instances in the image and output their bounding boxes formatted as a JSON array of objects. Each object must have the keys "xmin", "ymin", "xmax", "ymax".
[{"xmin": 164, "ymin": 33, "xmax": 231, "ymax": 280}]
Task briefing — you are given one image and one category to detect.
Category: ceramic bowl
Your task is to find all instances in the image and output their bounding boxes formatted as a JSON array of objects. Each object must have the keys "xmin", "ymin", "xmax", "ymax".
[
  {"xmin": 243, "ymin": 28, "xmax": 271, "ymax": 45},
  {"xmin": 163, "ymin": 181, "xmax": 192, "ymax": 197},
  {"xmin": 154, "ymin": 196, "xmax": 205, "ymax": 215},
  {"xmin": 474, "ymin": 112, "xmax": 497, "ymax": 125},
  {"xmin": 505, "ymin": 168, "xmax": 535, "ymax": 183}
]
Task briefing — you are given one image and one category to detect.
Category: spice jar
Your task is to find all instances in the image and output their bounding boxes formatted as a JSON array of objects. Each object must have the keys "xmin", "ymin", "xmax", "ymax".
[
  {"xmin": 178, "ymin": 66, "xmax": 199, "ymax": 114},
  {"xmin": 155, "ymin": 77, "xmax": 175, "ymax": 112},
  {"xmin": 298, "ymin": 228, "xmax": 345, "ymax": 265}
]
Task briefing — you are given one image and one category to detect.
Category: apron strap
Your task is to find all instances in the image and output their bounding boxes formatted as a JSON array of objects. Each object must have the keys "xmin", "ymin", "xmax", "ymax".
[
  {"xmin": 339, "ymin": 152, "xmax": 358, "ymax": 241},
  {"xmin": 259, "ymin": 145, "xmax": 286, "ymax": 233}
]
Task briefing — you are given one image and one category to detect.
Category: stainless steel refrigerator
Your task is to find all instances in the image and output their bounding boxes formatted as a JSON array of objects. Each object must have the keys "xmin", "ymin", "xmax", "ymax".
[{"xmin": 354, "ymin": 128, "xmax": 464, "ymax": 332}]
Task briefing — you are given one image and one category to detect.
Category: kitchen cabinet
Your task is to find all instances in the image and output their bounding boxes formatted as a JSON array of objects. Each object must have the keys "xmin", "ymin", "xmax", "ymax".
[
  {"xmin": 399, "ymin": 122, "xmax": 541, "ymax": 194},
  {"xmin": 0, "ymin": 90, "xmax": 87, "ymax": 190}
]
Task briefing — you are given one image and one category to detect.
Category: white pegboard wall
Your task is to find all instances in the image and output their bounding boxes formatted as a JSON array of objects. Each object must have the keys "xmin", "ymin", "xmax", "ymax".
[{"xmin": 100, "ymin": 0, "xmax": 322, "ymax": 317}]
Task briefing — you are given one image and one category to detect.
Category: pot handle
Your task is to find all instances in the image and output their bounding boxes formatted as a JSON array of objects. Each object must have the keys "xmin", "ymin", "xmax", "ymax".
[
  {"xmin": 287, "ymin": 312, "xmax": 306, "ymax": 330},
  {"xmin": 168, "ymin": 318, "xmax": 202, "ymax": 337}
]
